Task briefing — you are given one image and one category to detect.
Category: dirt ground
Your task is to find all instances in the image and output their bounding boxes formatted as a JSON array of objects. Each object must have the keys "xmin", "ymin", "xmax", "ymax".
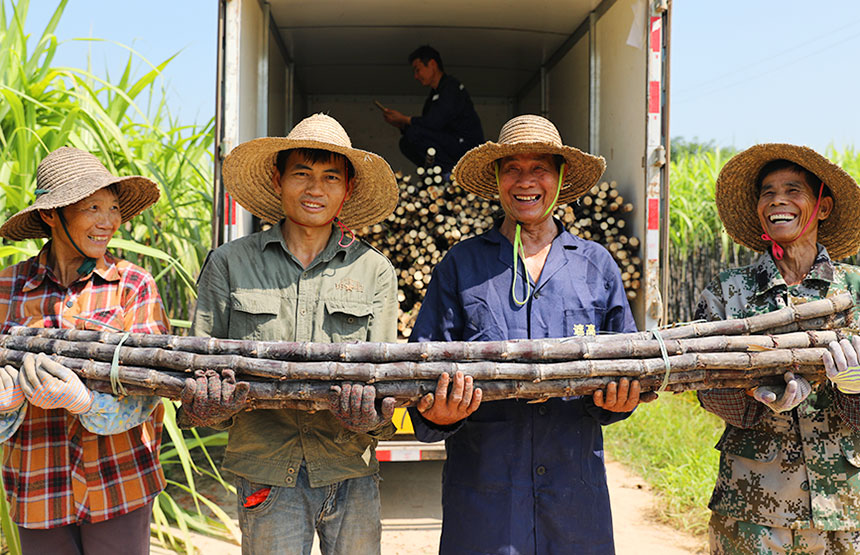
[{"xmin": 154, "ymin": 457, "xmax": 706, "ymax": 554}]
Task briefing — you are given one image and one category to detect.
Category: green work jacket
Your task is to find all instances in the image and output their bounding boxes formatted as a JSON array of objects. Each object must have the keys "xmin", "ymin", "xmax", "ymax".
[{"xmin": 192, "ymin": 223, "xmax": 398, "ymax": 487}]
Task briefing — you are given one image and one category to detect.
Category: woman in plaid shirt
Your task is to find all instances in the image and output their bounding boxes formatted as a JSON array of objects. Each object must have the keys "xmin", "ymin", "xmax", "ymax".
[{"xmin": 0, "ymin": 147, "xmax": 169, "ymax": 554}]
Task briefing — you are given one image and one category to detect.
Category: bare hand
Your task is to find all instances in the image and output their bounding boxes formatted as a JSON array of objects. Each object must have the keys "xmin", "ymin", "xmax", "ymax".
[
  {"xmin": 328, "ymin": 383, "xmax": 396, "ymax": 433},
  {"xmin": 382, "ymin": 108, "xmax": 409, "ymax": 128},
  {"xmin": 592, "ymin": 378, "xmax": 656, "ymax": 412},
  {"xmin": 416, "ymin": 371, "xmax": 482, "ymax": 426},
  {"xmin": 179, "ymin": 369, "xmax": 250, "ymax": 428}
]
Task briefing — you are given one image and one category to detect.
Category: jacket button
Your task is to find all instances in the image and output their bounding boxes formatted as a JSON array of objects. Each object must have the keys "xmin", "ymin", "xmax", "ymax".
[
  {"xmin": 536, "ymin": 465, "xmax": 546, "ymax": 476},
  {"xmin": 347, "ymin": 317, "xmax": 355, "ymax": 324},
  {"xmin": 538, "ymin": 406, "xmax": 547, "ymax": 416},
  {"xmin": 800, "ymin": 481, "xmax": 809, "ymax": 491},
  {"xmin": 66, "ymin": 300, "xmax": 74, "ymax": 308},
  {"xmin": 285, "ymin": 476, "xmax": 294, "ymax": 484},
  {"xmin": 533, "ymin": 292, "xmax": 540, "ymax": 299},
  {"xmin": 287, "ymin": 467, "xmax": 295, "ymax": 474}
]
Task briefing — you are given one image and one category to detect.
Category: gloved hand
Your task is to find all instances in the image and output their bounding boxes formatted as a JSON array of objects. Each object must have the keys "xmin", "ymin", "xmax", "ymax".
[
  {"xmin": 179, "ymin": 369, "xmax": 250, "ymax": 428},
  {"xmin": 0, "ymin": 365, "xmax": 24, "ymax": 413},
  {"xmin": 18, "ymin": 353, "xmax": 93, "ymax": 414},
  {"xmin": 752, "ymin": 371, "xmax": 812, "ymax": 413},
  {"xmin": 822, "ymin": 338, "xmax": 860, "ymax": 394},
  {"xmin": 328, "ymin": 383, "xmax": 395, "ymax": 433}
]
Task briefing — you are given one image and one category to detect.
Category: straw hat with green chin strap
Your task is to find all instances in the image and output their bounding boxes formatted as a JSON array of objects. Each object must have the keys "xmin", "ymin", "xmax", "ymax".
[
  {"xmin": 0, "ymin": 147, "xmax": 160, "ymax": 275},
  {"xmin": 453, "ymin": 114, "xmax": 606, "ymax": 305},
  {"xmin": 716, "ymin": 143, "xmax": 860, "ymax": 261},
  {"xmin": 221, "ymin": 113, "xmax": 399, "ymax": 234}
]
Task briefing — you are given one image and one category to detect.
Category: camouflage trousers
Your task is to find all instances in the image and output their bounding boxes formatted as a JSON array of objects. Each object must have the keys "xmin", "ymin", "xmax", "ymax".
[{"xmin": 710, "ymin": 513, "xmax": 860, "ymax": 555}]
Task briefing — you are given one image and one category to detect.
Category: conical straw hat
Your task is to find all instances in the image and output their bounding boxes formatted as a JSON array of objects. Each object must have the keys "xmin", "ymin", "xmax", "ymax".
[
  {"xmin": 452, "ymin": 114, "xmax": 605, "ymax": 203},
  {"xmin": 0, "ymin": 147, "xmax": 160, "ymax": 241},
  {"xmin": 222, "ymin": 113, "xmax": 398, "ymax": 229},
  {"xmin": 716, "ymin": 143, "xmax": 860, "ymax": 260}
]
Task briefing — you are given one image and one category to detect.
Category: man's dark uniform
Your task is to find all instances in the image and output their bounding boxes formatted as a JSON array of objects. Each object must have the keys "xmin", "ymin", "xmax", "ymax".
[{"xmin": 400, "ymin": 74, "xmax": 484, "ymax": 172}]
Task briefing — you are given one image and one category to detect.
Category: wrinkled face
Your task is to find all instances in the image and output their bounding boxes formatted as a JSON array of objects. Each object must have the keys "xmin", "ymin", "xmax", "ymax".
[
  {"xmin": 272, "ymin": 150, "xmax": 352, "ymax": 229},
  {"xmin": 497, "ymin": 153, "xmax": 561, "ymax": 226},
  {"xmin": 756, "ymin": 168, "xmax": 832, "ymax": 245},
  {"xmin": 42, "ymin": 188, "xmax": 122, "ymax": 260},
  {"xmin": 412, "ymin": 59, "xmax": 436, "ymax": 87}
]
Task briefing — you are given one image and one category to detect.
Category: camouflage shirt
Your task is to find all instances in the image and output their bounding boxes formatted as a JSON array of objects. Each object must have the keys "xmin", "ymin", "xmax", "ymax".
[{"xmin": 696, "ymin": 246, "xmax": 860, "ymax": 530}]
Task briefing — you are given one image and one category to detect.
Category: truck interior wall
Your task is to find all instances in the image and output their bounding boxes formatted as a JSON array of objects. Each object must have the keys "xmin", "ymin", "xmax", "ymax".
[
  {"xmin": 547, "ymin": 38, "xmax": 589, "ymax": 152},
  {"xmin": 267, "ymin": 27, "xmax": 287, "ymax": 137},
  {"xmin": 237, "ymin": 0, "xmax": 264, "ymax": 143},
  {"xmin": 595, "ymin": 0, "xmax": 647, "ymax": 324},
  {"xmin": 303, "ymin": 95, "xmax": 512, "ymax": 173}
]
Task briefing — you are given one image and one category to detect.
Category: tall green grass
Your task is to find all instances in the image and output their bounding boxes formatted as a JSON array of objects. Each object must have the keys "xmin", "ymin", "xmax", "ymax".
[
  {"xmin": 0, "ymin": 2, "xmax": 227, "ymax": 553},
  {"xmin": 604, "ymin": 392, "xmax": 722, "ymax": 537}
]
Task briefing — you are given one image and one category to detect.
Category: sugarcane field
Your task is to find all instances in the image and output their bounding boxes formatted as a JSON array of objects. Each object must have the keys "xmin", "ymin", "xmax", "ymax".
[{"xmin": 2, "ymin": 2, "xmax": 860, "ymax": 555}]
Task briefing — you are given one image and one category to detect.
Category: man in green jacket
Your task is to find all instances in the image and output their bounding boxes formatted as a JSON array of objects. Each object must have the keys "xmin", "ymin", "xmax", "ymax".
[{"xmin": 178, "ymin": 114, "xmax": 400, "ymax": 554}]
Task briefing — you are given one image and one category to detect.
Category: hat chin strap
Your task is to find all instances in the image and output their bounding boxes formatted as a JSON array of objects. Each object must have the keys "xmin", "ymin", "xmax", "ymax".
[
  {"xmin": 497, "ymin": 162, "xmax": 564, "ymax": 306},
  {"xmin": 286, "ymin": 190, "xmax": 355, "ymax": 248},
  {"xmin": 761, "ymin": 182, "xmax": 824, "ymax": 261},
  {"xmin": 57, "ymin": 210, "xmax": 97, "ymax": 276}
]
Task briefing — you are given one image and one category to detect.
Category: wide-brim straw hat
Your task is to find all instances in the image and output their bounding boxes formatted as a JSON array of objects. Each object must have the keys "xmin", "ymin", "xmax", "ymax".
[
  {"xmin": 452, "ymin": 114, "xmax": 606, "ymax": 204},
  {"xmin": 716, "ymin": 143, "xmax": 860, "ymax": 260},
  {"xmin": 0, "ymin": 147, "xmax": 160, "ymax": 241},
  {"xmin": 222, "ymin": 113, "xmax": 398, "ymax": 229}
]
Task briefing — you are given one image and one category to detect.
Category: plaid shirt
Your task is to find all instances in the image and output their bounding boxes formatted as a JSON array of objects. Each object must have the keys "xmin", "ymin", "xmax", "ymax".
[{"xmin": 0, "ymin": 244, "xmax": 169, "ymax": 528}]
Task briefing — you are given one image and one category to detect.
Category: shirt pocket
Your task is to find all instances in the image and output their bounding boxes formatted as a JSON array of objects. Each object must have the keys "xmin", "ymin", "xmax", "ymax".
[
  {"xmin": 77, "ymin": 306, "xmax": 125, "ymax": 331},
  {"xmin": 323, "ymin": 299, "xmax": 373, "ymax": 342},
  {"xmin": 229, "ymin": 291, "xmax": 280, "ymax": 340},
  {"xmin": 715, "ymin": 427, "xmax": 781, "ymax": 463},
  {"xmin": 563, "ymin": 307, "xmax": 606, "ymax": 337}
]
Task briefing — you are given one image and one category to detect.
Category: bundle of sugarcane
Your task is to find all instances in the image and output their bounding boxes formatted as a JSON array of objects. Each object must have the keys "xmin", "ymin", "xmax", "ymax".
[
  {"xmin": 357, "ymin": 171, "xmax": 641, "ymax": 338},
  {"xmin": 0, "ymin": 294, "xmax": 853, "ymax": 411}
]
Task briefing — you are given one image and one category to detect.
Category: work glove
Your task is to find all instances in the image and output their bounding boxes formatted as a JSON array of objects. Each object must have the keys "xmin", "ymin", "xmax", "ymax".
[
  {"xmin": 328, "ymin": 382, "xmax": 395, "ymax": 433},
  {"xmin": 18, "ymin": 353, "xmax": 93, "ymax": 414},
  {"xmin": 0, "ymin": 365, "xmax": 25, "ymax": 413},
  {"xmin": 752, "ymin": 371, "xmax": 811, "ymax": 413},
  {"xmin": 822, "ymin": 337, "xmax": 860, "ymax": 394},
  {"xmin": 178, "ymin": 369, "xmax": 250, "ymax": 428}
]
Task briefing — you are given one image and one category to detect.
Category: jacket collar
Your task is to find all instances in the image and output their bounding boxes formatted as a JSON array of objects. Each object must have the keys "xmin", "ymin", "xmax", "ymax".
[
  {"xmin": 261, "ymin": 221, "xmax": 356, "ymax": 268},
  {"xmin": 484, "ymin": 219, "xmax": 580, "ymax": 286},
  {"xmin": 752, "ymin": 243, "xmax": 834, "ymax": 298}
]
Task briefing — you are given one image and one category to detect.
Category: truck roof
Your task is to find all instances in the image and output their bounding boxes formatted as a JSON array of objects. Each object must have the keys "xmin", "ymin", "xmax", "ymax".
[{"xmin": 268, "ymin": 0, "xmax": 603, "ymax": 96}]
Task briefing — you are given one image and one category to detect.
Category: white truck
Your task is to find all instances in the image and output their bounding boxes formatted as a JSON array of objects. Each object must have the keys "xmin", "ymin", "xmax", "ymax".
[{"xmin": 212, "ymin": 0, "xmax": 672, "ymax": 459}]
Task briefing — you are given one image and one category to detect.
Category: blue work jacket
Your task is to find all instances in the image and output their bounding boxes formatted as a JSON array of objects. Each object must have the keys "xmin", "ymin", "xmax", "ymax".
[{"xmin": 408, "ymin": 221, "xmax": 637, "ymax": 555}]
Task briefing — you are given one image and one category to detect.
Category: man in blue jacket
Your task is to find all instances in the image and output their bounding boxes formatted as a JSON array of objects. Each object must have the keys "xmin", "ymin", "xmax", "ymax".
[
  {"xmin": 381, "ymin": 45, "xmax": 484, "ymax": 173},
  {"xmin": 407, "ymin": 115, "xmax": 655, "ymax": 554}
]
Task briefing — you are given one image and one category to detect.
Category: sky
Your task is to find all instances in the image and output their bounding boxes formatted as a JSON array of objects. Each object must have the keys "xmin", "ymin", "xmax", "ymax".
[{"xmin": 20, "ymin": 0, "xmax": 860, "ymax": 153}]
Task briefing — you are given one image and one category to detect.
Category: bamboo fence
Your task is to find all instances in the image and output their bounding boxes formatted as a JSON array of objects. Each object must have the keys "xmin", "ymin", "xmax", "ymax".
[{"xmin": 0, "ymin": 294, "xmax": 853, "ymax": 411}]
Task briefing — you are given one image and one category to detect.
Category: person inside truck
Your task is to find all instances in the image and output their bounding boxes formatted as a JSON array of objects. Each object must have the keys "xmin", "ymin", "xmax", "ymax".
[
  {"xmin": 0, "ymin": 147, "xmax": 169, "ymax": 555},
  {"xmin": 380, "ymin": 44, "xmax": 485, "ymax": 174},
  {"xmin": 405, "ymin": 114, "xmax": 656, "ymax": 554},
  {"xmin": 176, "ymin": 113, "xmax": 401, "ymax": 555},
  {"xmin": 695, "ymin": 144, "xmax": 860, "ymax": 553}
]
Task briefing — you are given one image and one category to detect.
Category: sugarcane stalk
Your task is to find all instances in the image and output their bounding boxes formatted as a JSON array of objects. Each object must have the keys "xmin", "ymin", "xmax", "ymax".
[
  {"xmin": 2, "ymin": 292, "xmax": 852, "ymax": 363},
  {"xmin": 0, "ymin": 329, "xmax": 844, "ymax": 379}
]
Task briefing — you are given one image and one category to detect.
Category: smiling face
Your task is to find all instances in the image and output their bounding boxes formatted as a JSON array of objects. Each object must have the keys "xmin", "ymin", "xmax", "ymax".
[
  {"xmin": 272, "ymin": 150, "xmax": 352, "ymax": 230},
  {"xmin": 497, "ymin": 153, "xmax": 563, "ymax": 227},
  {"xmin": 756, "ymin": 167, "xmax": 833, "ymax": 246},
  {"xmin": 40, "ymin": 187, "xmax": 122, "ymax": 261}
]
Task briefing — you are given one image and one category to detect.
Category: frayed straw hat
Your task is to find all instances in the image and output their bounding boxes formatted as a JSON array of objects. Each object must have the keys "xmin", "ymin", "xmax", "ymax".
[
  {"xmin": 452, "ymin": 114, "xmax": 605, "ymax": 203},
  {"xmin": 716, "ymin": 143, "xmax": 860, "ymax": 260},
  {"xmin": 0, "ymin": 147, "xmax": 160, "ymax": 241},
  {"xmin": 222, "ymin": 113, "xmax": 398, "ymax": 229}
]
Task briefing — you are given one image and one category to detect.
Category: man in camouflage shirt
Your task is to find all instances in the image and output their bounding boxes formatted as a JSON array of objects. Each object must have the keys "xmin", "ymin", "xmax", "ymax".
[{"xmin": 697, "ymin": 144, "xmax": 860, "ymax": 554}]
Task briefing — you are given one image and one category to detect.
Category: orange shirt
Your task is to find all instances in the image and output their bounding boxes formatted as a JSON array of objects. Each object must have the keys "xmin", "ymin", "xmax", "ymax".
[{"xmin": 0, "ymin": 245, "xmax": 168, "ymax": 528}]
